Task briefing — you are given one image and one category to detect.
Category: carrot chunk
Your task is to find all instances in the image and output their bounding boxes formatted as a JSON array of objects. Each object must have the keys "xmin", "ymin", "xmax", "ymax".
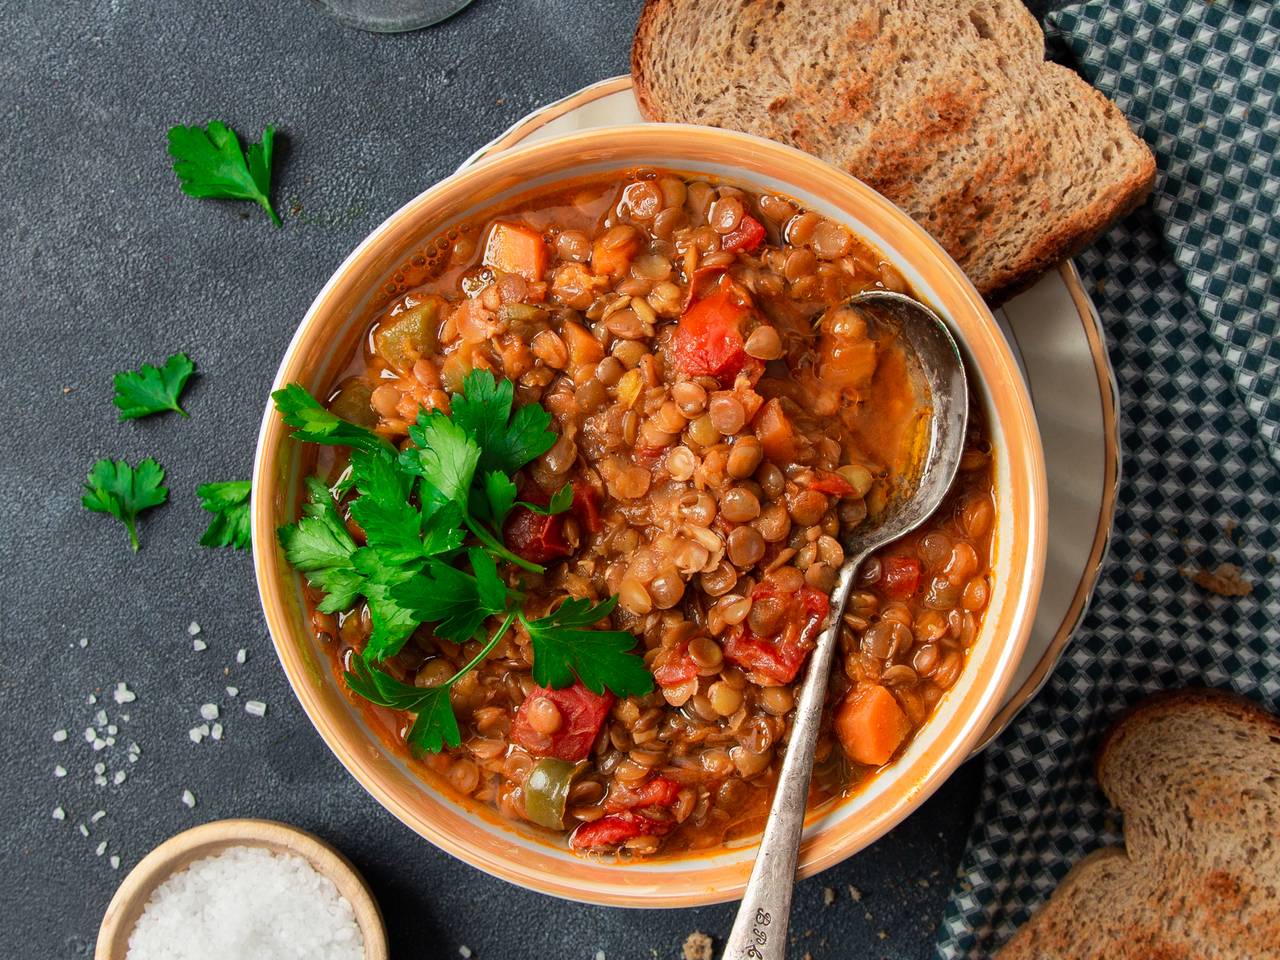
[
  {"xmin": 834, "ymin": 684, "xmax": 911, "ymax": 767},
  {"xmin": 590, "ymin": 231, "xmax": 641, "ymax": 279},
  {"xmin": 753, "ymin": 398, "xmax": 798, "ymax": 462},
  {"xmin": 483, "ymin": 221, "xmax": 548, "ymax": 282}
]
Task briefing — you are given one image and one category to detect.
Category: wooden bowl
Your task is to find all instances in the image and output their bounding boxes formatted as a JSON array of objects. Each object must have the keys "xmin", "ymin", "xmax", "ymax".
[{"xmin": 95, "ymin": 818, "xmax": 388, "ymax": 960}]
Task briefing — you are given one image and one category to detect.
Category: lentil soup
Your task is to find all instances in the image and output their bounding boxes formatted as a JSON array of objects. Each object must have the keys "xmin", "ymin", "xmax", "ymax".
[{"xmin": 296, "ymin": 170, "xmax": 996, "ymax": 857}]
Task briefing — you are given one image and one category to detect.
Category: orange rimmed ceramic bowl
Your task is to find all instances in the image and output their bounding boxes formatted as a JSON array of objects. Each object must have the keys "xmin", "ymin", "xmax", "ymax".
[{"xmin": 252, "ymin": 124, "xmax": 1047, "ymax": 907}]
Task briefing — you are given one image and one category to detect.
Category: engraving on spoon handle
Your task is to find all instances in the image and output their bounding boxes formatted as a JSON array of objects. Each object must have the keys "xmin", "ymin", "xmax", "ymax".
[{"xmin": 720, "ymin": 553, "xmax": 869, "ymax": 960}]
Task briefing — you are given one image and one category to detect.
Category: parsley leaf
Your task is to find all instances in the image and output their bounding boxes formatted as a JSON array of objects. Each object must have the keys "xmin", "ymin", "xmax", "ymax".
[
  {"xmin": 167, "ymin": 121, "xmax": 281, "ymax": 226},
  {"xmin": 81, "ymin": 458, "xmax": 169, "ymax": 552},
  {"xmin": 277, "ymin": 477, "xmax": 361, "ymax": 611},
  {"xmin": 449, "ymin": 369, "xmax": 557, "ymax": 476},
  {"xmin": 351, "ymin": 548, "xmax": 421, "ymax": 660},
  {"xmin": 399, "ymin": 410, "xmax": 481, "ymax": 505},
  {"xmin": 273, "ymin": 384, "xmax": 395, "ymax": 456},
  {"xmin": 344, "ymin": 657, "xmax": 461, "ymax": 753},
  {"xmin": 394, "ymin": 548, "xmax": 509, "ymax": 643},
  {"xmin": 197, "ymin": 480, "xmax": 251, "ymax": 549},
  {"xmin": 522, "ymin": 596, "xmax": 654, "ymax": 698},
  {"xmin": 112, "ymin": 353, "xmax": 195, "ymax": 420}
]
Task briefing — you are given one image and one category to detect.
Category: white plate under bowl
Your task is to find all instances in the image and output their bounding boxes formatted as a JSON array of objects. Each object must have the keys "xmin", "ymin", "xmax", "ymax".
[{"xmin": 459, "ymin": 76, "xmax": 1120, "ymax": 748}]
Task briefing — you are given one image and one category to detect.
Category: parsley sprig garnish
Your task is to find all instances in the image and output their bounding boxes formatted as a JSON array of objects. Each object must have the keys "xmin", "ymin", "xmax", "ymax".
[
  {"xmin": 112, "ymin": 353, "xmax": 195, "ymax": 420},
  {"xmin": 197, "ymin": 480, "xmax": 252, "ymax": 549},
  {"xmin": 82, "ymin": 458, "xmax": 169, "ymax": 551},
  {"xmin": 167, "ymin": 121, "xmax": 281, "ymax": 226},
  {"xmin": 274, "ymin": 370, "xmax": 654, "ymax": 752}
]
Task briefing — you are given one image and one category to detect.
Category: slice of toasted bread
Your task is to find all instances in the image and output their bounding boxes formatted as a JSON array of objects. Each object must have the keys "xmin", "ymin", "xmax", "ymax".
[
  {"xmin": 996, "ymin": 689, "xmax": 1280, "ymax": 960},
  {"xmin": 631, "ymin": 0, "xmax": 1156, "ymax": 303}
]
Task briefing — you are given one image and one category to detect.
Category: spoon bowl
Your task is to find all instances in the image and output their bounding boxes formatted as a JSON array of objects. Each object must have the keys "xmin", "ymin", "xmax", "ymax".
[{"xmin": 722, "ymin": 291, "xmax": 969, "ymax": 960}]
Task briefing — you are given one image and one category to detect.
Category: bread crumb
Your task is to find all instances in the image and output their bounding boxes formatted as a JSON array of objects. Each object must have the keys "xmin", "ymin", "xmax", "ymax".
[
  {"xmin": 682, "ymin": 931, "xmax": 713, "ymax": 960},
  {"xmin": 822, "ymin": 885, "xmax": 836, "ymax": 905},
  {"xmin": 877, "ymin": 930, "xmax": 889, "ymax": 940},
  {"xmin": 1190, "ymin": 563, "xmax": 1253, "ymax": 597},
  {"xmin": 848, "ymin": 884, "xmax": 862, "ymax": 902}
]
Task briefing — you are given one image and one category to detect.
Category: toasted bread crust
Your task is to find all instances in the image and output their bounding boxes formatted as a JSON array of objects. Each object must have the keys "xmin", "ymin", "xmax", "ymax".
[
  {"xmin": 997, "ymin": 689, "xmax": 1280, "ymax": 960},
  {"xmin": 631, "ymin": 0, "xmax": 1157, "ymax": 305}
]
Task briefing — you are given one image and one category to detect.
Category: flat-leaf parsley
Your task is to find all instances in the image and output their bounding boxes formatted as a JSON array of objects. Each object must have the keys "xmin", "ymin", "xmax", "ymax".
[
  {"xmin": 274, "ymin": 370, "xmax": 653, "ymax": 753},
  {"xmin": 82, "ymin": 458, "xmax": 169, "ymax": 551},
  {"xmin": 112, "ymin": 353, "xmax": 195, "ymax": 420},
  {"xmin": 197, "ymin": 480, "xmax": 252, "ymax": 549},
  {"xmin": 167, "ymin": 121, "xmax": 281, "ymax": 226}
]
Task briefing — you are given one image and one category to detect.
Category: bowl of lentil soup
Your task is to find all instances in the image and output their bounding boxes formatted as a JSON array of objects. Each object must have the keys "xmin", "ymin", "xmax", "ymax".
[{"xmin": 253, "ymin": 125, "xmax": 1046, "ymax": 905}]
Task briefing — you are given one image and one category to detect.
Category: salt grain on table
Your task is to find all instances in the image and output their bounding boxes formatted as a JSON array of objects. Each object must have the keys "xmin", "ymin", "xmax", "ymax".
[
  {"xmin": 125, "ymin": 846, "xmax": 363, "ymax": 960},
  {"xmin": 236, "ymin": 648, "xmax": 246, "ymax": 664},
  {"xmin": 53, "ymin": 765, "xmax": 66, "ymax": 778},
  {"xmin": 245, "ymin": 700, "xmax": 267, "ymax": 717},
  {"xmin": 200, "ymin": 703, "xmax": 218, "ymax": 721},
  {"xmin": 192, "ymin": 639, "xmax": 207, "ymax": 652},
  {"xmin": 52, "ymin": 807, "xmax": 65, "ymax": 821},
  {"xmin": 181, "ymin": 789, "xmax": 196, "ymax": 809},
  {"xmin": 187, "ymin": 621, "xmax": 201, "ymax": 636},
  {"xmin": 52, "ymin": 728, "xmax": 67, "ymax": 742}
]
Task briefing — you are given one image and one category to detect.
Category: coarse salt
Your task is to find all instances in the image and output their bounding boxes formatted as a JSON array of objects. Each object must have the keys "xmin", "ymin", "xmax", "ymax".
[
  {"xmin": 78, "ymin": 823, "xmax": 89, "ymax": 838},
  {"xmin": 245, "ymin": 700, "xmax": 267, "ymax": 718},
  {"xmin": 52, "ymin": 807, "xmax": 65, "ymax": 821},
  {"xmin": 53, "ymin": 765, "xmax": 67, "ymax": 778},
  {"xmin": 125, "ymin": 846, "xmax": 363, "ymax": 960},
  {"xmin": 181, "ymin": 790, "xmax": 196, "ymax": 809},
  {"xmin": 95, "ymin": 762, "xmax": 106, "ymax": 775},
  {"xmin": 91, "ymin": 810, "xmax": 106, "ymax": 823},
  {"xmin": 236, "ymin": 648, "xmax": 247, "ymax": 665},
  {"xmin": 96, "ymin": 841, "xmax": 107, "ymax": 856},
  {"xmin": 79, "ymin": 637, "xmax": 89, "ymax": 648},
  {"xmin": 192, "ymin": 639, "xmax": 207, "ymax": 652},
  {"xmin": 84, "ymin": 727, "xmax": 96, "ymax": 743},
  {"xmin": 187, "ymin": 621, "xmax": 201, "ymax": 636},
  {"xmin": 96, "ymin": 709, "xmax": 108, "ymax": 727},
  {"xmin": 93, "ymin": 738, "xmax": 107, "ymax": 752},
  {"xmin": 199, "ymin": 704, "xmax": 219, "ymax": 721},
  {"xmin": 114, "ymin": 770, "xmax": 127, "ymax": 785},
  {"xmin": 225, "ymin": 686, "xmax": 238, "ymax": 697},
  {"xmin": 211, "ymin": 723, "xmax": 223, "ymax": 741},
  {"xmin": 110, "ymin": 855, "xmax": 120, "ymax": 869},
  {"xmin": 459, "ymin": 948, "xmax": 472, "ymax": 959},
  {"xmin": 52, "ymin": 728, "xmax": 67, "ymax": 742},
  {"xmin": 113, "ymin": 682, "xmax": 136, "ymax": 705}
]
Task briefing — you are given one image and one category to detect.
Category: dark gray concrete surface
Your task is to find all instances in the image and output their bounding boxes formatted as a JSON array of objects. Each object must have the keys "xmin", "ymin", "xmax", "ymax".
[{"xmin": 1, "ymin": 1, "xmax": 1079, "ymax": 956}]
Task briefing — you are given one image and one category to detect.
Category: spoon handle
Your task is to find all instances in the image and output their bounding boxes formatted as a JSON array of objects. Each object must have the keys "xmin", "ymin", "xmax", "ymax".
[{"xmin": 720, "ymin": 553, "xmax": 868, "ymax": 960}]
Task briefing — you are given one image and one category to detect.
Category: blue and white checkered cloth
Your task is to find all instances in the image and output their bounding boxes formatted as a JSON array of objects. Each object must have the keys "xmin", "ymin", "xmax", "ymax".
[{"xmin": 935, "ymin": 1, "xmax": 1280, "ymax": 954}]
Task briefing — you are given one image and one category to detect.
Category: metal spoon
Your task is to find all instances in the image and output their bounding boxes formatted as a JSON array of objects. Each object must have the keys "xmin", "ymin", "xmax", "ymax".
[{"xmin": 721, "ymin": 291, "xmax": 969, "ymax": 960}]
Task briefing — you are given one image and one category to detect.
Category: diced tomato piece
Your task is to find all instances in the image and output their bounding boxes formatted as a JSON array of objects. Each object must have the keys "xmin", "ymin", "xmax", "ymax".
[
  {"xmin": 511, "ymin": 683, "xmax": 615, "ymax": 762},
  {"xmin": 604, "ymin": 776, "xmax": 682, "ymax": 813},
  {"xmin": 878, "ymin": 556, "xmax": 922, "ymax": 600},
  {"xmin": 570, "ymin": 479, "xmax": 603, "ymax": 535},
  {"xmin": 570, "ymin": 811, "xmax": 671, "ymax": 851},
  {"xmin": 808, "ymin": 472, "xmax": 855, "ymax": 497},
  {"xmin": 652, "ymin": 642, "xmax": 698, "ymax": 687},
  {"xmin": 671, "ymin": 276, "xmax": 755, "ymax": 387},
  {"xmin": 503, "ymin": 505, "xmax": 570, "ymax": 564},
  {"xmin": 721, "ymin": 215, "xmax": 766, "ymax": 253},
  {"xmin": 483, "ymin": 221, "xmax": 548, "ymax": 282},
  {"xmin": 724, "ymin": 583, "xmax": 830, "ymax": 685}
]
